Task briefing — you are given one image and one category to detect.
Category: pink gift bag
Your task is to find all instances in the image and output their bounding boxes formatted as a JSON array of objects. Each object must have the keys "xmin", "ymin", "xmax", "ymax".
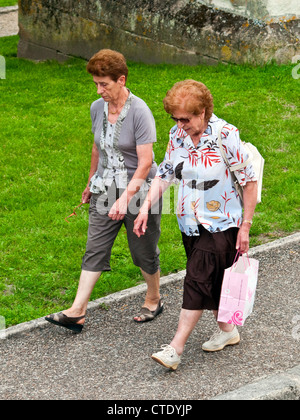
[{"xmin": 217, "ymin": 253, "xmax": 259, "ymax": 326}]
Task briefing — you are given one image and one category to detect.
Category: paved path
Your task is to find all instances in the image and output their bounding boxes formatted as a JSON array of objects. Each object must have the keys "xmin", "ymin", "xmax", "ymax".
[
  {"xmin": 0, "ymin": 233, "xmax": 299, "ymax": 400},
  {"xmin": 0, "ymin": 6, "xmax": 299, "ymax": 402},
  {"xmin": 0, "ymin": 6, "xmax": 18, "ymax": 37}
]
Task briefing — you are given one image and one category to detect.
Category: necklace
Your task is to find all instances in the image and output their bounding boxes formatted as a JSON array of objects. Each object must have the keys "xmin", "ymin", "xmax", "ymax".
[
  {"xmin": 109, "ymin": 106, "xmax": 120, "ymax": 115},
  {"xmin": 109, "ymin": 102, "xmax": 127, "ymax": 115},
  {"xmin": 109, "ymin": 89, "xmax": 129, "ymax": 115}
]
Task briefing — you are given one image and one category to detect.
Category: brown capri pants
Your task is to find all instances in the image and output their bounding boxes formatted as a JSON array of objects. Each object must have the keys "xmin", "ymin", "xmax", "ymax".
[
  {"xmin": 81, "ymin": 186, "xmax": 161, "ymax": 275},
  {"xmin": 181, "ymin": 224, "xmax": 239, "ymax": 311}
]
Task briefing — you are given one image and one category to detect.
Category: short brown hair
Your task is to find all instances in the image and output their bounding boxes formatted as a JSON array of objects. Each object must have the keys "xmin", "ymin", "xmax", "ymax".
[
  {"xmin": 86, "ymin": 49, "xmax": 128, "ymax": 82},
  {"xmin": 163, "ymin": 80, "xmax": 214, "ymax": 122}
]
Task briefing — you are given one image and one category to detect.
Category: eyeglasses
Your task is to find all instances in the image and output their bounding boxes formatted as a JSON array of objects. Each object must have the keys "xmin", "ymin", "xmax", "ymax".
[
  {"xmin": 65, "ymin": 202, "xmax": 85, "ymax": 223},
  {"xmin": 171, "ymin": 116, "xmax": 191, "ymax": 124}
]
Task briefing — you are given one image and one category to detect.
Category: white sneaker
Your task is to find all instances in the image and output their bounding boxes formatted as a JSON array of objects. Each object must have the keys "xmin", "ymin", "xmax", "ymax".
[
  {"xmin": 151, "ymin": 345, "xmax": 181, "ymax": 370},
  {"xmin": 202, "ymin": 326, "xmax": 240, "ymax": 352}
]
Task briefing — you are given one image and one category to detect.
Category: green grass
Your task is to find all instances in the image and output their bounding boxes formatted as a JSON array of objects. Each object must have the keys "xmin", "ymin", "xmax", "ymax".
[
  {"xmin": 0, "ymin": 36, "xmax": 299, "ymax": 327},
  {"xmin": 0, "ymin": 0, "xmax": 17, "ymax": 6}
]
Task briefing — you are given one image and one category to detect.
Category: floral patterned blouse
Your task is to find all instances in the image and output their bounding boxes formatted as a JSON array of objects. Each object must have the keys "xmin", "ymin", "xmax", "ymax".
[{"xmin": 156, "ymin": 114, "xmax": 257, "ymax": 236}]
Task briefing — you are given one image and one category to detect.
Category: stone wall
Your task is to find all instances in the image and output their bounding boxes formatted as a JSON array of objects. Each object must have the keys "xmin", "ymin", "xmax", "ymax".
[
  {"xmin": 18, "ymin": 0, "xmax": 300, "ymax": 65},
  {"xmin": 201, "ymin": 0, "xmax": 299, "ymax": 22}
]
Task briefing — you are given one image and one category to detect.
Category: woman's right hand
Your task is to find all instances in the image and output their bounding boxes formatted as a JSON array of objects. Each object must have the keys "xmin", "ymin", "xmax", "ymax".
[
  {"xmin": 133, "ymin": 212, "xmax": 149, "ymax": 238},
  {"xmin": 82, "ymin": 186, "xmax": 92, "ymax": 204}
]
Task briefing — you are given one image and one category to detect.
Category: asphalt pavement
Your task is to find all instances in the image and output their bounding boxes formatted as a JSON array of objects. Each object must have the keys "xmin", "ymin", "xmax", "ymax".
[
  {"xmin": 0, "ymin": 233, "xmax": 299, "ymax": 401},
  {"xmin": 0, "ymin": 8, "xmax": 299, "ymax": 402}
]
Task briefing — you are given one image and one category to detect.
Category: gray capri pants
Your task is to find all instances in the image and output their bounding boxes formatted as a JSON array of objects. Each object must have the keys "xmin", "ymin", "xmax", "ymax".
[{"xmin": 82, "ymin": 185, "xmax": 162, "ymax": 275}]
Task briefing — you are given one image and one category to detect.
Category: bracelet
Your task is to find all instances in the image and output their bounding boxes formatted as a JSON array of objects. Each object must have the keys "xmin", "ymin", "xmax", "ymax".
[{"xmin": 243, "ymin": 219, "xmax": 253, "ymax": 225}]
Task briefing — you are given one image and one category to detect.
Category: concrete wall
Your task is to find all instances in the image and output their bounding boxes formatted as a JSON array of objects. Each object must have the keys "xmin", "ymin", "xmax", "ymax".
[
  {"xmin": 18, "ymin": 0, "xmax": 300, "ymax": 65},
  {"xmin": 201, "ymin": 0, "xmax": 299, "ymax": 22}
]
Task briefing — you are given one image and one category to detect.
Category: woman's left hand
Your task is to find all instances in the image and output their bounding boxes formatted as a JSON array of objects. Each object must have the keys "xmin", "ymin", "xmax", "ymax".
[{"xmin": 236, "ymin": 224, "xmax": 250, "ymax": 254}]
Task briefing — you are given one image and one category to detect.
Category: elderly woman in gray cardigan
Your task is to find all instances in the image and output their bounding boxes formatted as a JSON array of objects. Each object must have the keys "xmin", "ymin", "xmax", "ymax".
[{"xmin": 46, "ymin": 49, "xmax": 163, "ymax": 333}]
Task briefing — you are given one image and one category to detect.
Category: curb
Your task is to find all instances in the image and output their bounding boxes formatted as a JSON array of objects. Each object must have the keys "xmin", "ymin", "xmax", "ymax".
[
  {"xmin": 0, "ymin": 6, "xmax": 18, "ymax": 14},
  {"xmin": 1, "ymin": 270, "xmax": 186, "ymax": 340},
  {"xmin": 211, "ymin": 364, "xmax": 300, "ymax": 400},
  {"xmin": 1, "ymin": 232, "xmax": 299, "ymax": 340},
  {"xmin": 247, "ymin": 232, "xmax": 300, "ymax": 256}
]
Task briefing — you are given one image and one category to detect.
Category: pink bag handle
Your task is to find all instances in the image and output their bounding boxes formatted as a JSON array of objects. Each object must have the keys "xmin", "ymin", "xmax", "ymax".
[
  {"xmin": 231, "ymin": 250, "xmax": 241, "ymax": 268},
  {"xmin": 231, "ymin": 250, "xmax": 251, "ymax": 271}
]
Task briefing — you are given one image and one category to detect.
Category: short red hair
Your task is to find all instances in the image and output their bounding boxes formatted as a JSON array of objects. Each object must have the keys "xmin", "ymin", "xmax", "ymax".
[
  {"xmin": 163, "ymin": 80, "xmax": 214, "ymax": 122},
  {"xmin": 87, "ymin": 49, "xmax": 128, "ymax": 82}
]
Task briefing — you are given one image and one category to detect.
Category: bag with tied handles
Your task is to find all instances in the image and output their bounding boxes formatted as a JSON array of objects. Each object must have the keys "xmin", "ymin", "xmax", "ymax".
[{"xmin": 218, "ymin": 123, "xmax": 265, "ymax": 205}]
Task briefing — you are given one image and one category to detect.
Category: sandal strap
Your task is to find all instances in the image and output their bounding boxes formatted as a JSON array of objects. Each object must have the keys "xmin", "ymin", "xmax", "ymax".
[
  {"xmin": 60, "ymin": 313, "xmax": 86, "ymax": 322},
  {"xmin": 48, "ymin": 312, "xmax": 86, "ymax": 325},
  {"xmin": 140, "ymin": 307, "xmax": 154, "ymax": 315},
  {"xmin": 134, "ymin": 300, "xmax": 163, "ymax": 322},
  {"xmin": 134, "ymin": 307, "xmax": 154, "ymax": 322}
]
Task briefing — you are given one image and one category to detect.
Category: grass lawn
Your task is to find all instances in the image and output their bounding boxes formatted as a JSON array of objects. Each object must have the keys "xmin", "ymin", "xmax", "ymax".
[
  {"xmin": 0, "ymin": 36, "xmax": 299, "ymax": 327},
  {"xmin": 0, "ymin": 1, "xmax": 18, "ymax": 6}
]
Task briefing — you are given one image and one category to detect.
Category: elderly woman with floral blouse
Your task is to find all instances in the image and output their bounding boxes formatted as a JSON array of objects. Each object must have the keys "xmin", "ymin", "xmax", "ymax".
[{"xmin": 133, "ymin": 80, "xmax": 258, "ymax": 370}]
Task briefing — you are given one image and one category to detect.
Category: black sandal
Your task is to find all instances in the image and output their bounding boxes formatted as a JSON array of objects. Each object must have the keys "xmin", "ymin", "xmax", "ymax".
[
  {"xmin": 45, "ymin": 312, "xmax": 85, "ymax": 334},
  {"xmin": 134, "ymin": 299, "xmax": 164, "ymax": 323}
]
